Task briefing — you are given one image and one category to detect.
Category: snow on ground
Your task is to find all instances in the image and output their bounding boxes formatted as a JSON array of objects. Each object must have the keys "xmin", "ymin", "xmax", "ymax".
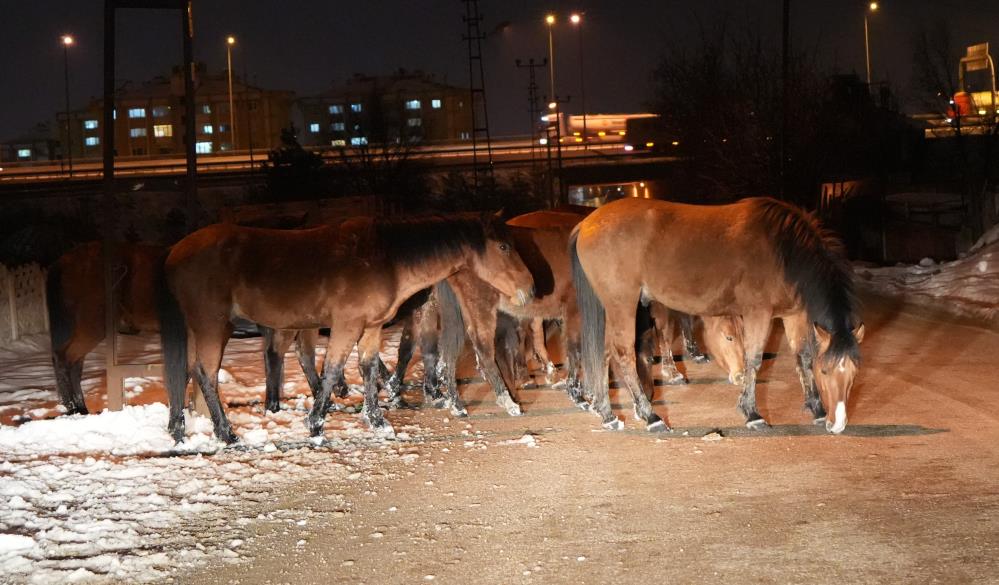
[
  {"xmin": 0, "ymin": 327, "xmax": 431, "ymax": 584},
  {"xmin": 856, "ymin": 241, "xmax": 999, "ymax": 323}
]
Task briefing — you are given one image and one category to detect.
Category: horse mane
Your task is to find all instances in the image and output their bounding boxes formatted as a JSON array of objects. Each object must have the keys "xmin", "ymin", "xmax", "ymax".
[
  {"xmin": 374, "ymin": 214, "xmax": 490, "ymax": 267},
  {"xmin": 752, "ymin": 198, "xmax": 860, "ymax": 363}
]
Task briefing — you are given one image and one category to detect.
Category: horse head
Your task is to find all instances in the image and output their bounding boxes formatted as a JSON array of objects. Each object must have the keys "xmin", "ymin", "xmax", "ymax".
[
  {"xmin": 813, "ymin": 322, "xmax": 865, "ymax": 434},
  {"xmin": 702, "ymin": 315, "xmax": 745, "ymax": 385},
  {"xmin": 472, "ymin": 211, "xmax": 535, "ymax": 307}
]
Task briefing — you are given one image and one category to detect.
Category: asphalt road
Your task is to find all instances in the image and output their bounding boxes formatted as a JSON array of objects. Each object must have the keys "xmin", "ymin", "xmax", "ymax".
[{"xmin": 175, "ymin": 294, "xmax": 999, "ymax": 585}]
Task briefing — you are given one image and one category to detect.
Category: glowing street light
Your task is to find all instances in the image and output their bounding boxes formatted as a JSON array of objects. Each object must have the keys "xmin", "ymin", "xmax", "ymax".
[
  {"xmin": 569, "ymin": 12, "xmax": 587, "ymax": 146},
  {"xmin": 226, "ymin": 35, "xmax": 237, "ymax": 150},
  {"xmin": 61, "ymin": 34, "xmax": 75, "ymax": 177},
  {"xmin": 545, "ymin": 14, "xmax": 556, "ymax": 104},
  {"xmin": 864, "ymin": 2, "xmax": 878, "ymax": 87}
]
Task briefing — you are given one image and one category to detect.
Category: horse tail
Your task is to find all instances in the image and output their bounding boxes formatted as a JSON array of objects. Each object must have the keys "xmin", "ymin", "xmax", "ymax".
[
  {"xmin": 155, "ymin": 257, "xmax": 188, "ymax": 440},
  {"xmin": 45, "ymin": 260, "xmax": 71, "ymax": 355},
  {"xmin": 434, "ymin": 279, "xmax": 466, "ymax": 370},
  {"xmin": 570, "ymin": 228, "xmax": 605, "ymax": 403}
]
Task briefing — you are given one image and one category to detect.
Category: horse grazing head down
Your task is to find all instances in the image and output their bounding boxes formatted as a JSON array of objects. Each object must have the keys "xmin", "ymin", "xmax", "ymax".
[
  {"xmin": 702, "ymin": 316, "xmax": 746, "ymax": 385},
  {"xmin": 813, "ymin": 322, "xmax": 865, "ymax": 434},
  {"xmin": 472, "ymin": 211, "xmax": 536, "ymax": 307}
]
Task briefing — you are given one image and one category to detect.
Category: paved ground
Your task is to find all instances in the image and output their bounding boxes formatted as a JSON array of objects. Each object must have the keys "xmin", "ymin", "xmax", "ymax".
[{"xmin": 174, "ymin": 295, "xmax": 999, "ymax": 585}]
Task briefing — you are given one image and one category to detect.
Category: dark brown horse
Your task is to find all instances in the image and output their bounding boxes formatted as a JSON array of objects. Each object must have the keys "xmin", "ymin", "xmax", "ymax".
[
  {"xmin": 159, "ymin": 213, "xmax": 535, "ymax": 443},
  {"xmin": 572, "ymin": 197, "xmax": 864, "ymax": 433},
  {"xmin": 45, "ymin": 242, "xmax": 322, "ymax": 416}
]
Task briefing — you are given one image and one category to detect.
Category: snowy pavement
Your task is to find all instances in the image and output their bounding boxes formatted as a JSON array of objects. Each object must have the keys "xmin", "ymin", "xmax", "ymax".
[{"xmin": 0, "ymin": 328, "xmax": 434, "ymax": 584}]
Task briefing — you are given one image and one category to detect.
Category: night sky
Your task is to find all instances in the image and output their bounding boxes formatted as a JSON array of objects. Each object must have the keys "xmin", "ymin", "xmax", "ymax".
[{"xmin": 2, "ymin": 1, "xmax": 998, "ymax": 141}]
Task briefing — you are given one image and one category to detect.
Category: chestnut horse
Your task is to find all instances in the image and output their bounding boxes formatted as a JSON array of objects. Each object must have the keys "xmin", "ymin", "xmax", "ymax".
[
  {"xmin": 159, "ymin": 213, "xmax": 534, "ymax": 443},
  {"xmin": 45, "ymin": 242, "xmax": 321, "ymax": 416},
  {"xmin": 572, "ymin": 197, "xmax": 864, "ymax": 433},
  {"xmin": 641, "ymin": 303, "xmax": 745, "ymax": 385}
]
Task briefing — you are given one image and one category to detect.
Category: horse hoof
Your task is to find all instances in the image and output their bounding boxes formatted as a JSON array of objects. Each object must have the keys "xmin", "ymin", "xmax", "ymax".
[
  {"xmin": 447, "ymin": 400, "xmax": 468, "ymax": 418},
  {"xmin": 306, "ymin": 416, "xmax": 325, "ymax": 438},
  {"xmin": 265, "ymin": 402, "xmax": 281, "ymax": 414},
  {"xmin": 217, "ymin": 428, "xmax": 239, "ymax": 444},
  {"xmin": 745, "ymin": 418, "xmax": 770, "ymax": 431},
  {"xmin": 498, "ymin": 398, "xmax": 522, "ymax": 417},
  {"xmin": 812, "ymin": 416, "xmax": 827, "ymax": 426},
  {"xmin": 365, "ymin": 418, "xmax": 396, "ymax": 439},
  {"xmin": 573, "ymin": 399, "xmax": 591, "ymax": 412},
  {"xmin": 646, "ymin": 417, "xmax": 670, "ymax": 433},
  {"xmin": 692, "ymin": 354, "xmax": 710, "ymax": 364},
  {"xmin": 663, "ymin": 371, "xmax": 687, "ymax": 385},
  {"xmin": 602, "ymin": 417, "xmax": 624, "ymax": 431}
]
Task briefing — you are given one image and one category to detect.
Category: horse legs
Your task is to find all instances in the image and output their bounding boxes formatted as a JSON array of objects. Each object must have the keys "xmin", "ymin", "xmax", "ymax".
[
  {"xmin": 635, "ymin": 300, "xmax": 657, "ymax": 401},
  {"xmin": 294, "ymin": 329, "xmax": 322, "ymax": 398},
  {"xmin": 467, "ymin": 310, "xmax": 523, "ymax": 417},
  {"xmin": 307, "ymin": 322, "xmax": 362, "ymax": 437},
  {"xmin": 679, "ymin": 312, "xmax": 709, "ymax": 364},
  {"xmin": 607, "ymin": 303, "xmax": 668, "ymax": 432},
  {"xmin": 386, "ymin": 314, "xmax": 416, "ymax": 407},
  {"xmin": 261, "ymin": 327, "xmax": 296, "ymax": 413},
  {"xmin": 782, "ymin": 313, "xmax": 826, "ymax": 424},
  {"xmin": 651, "ymin": 304, "xmax": 686, "ymax": 384},
  {"xmin": 737, "ymin": 311, "xmax": 773, "ymax": 429},
  {"xmin": 190, "ymin": 322, "xmax": 237, "ymax": 443},
  {"xmin": 53, "ymin": 352, "xmax": 88, "ymax": 415},
  {"xmin": 529, "ymin": 318, "xmax": 556, "ymax": 384},
  {"xmin": 494, "ymin": 312, "xmax": 523, "ymax": 392},
  {"xmin": 357, "ymin": 326, "xmax": 394, "ymax": 436}
]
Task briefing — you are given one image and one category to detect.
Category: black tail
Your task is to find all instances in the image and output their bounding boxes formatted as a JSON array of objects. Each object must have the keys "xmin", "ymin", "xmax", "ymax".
[
  {"xmin": 570, "ymin": 229, "xmax": 605, "ymax": 404},
  {"xmin": 434, "ymin": 279, "xmax": 466, "ymax": 370},
  {"xmin": 45, "ymin": 262, "xmax": 87, "ymax": 415},
  {"xmin": 155, "ymin": 259, "xmax": 189, "ymax": 441},
  {"xmin": 45, "ymin": 261, "xmax": 72, "ymax": 356}
]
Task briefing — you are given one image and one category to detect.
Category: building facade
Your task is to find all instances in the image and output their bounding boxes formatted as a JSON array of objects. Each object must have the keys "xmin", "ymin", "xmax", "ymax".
[
  {"xmin": 0, "ymin": 123, "xmax": 59, "ymax": 163},
  {"xmin": 295, "ymin": 70, "xmax": 473, "ymax": 148},
  {"xmin": 62, "ymin": 64, "xmax": 293, "ymax": 159}
]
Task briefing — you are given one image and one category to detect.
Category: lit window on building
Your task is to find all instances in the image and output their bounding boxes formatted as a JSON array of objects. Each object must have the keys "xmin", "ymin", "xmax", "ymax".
[
  {"xmin": 152, "ymin": 106, "xmax": 169, "ymax": 117},
  {"xmin": 405, "ymin": 99, "xmax": 421, "ymax": 110},
  {"xmin": 350, "ymin": 103, "xmax": 362, "ymax": 113},
  {"xmin": 128, "ymin": 108, "xmax": 146, "ymax": 119},
  {"xmin": 350, "ymin": 136, "xmax": 368, "ymax": 146},
  {"xmin": 17, "ymin": 148, "xmax": 31, "ymax": 158},
  {"xmin": 195, "ymin": 141, "xmax": 213, "ymax": 154},
  {"xmin": 407, "ymin": 118, "xmax": 422, "ymax": 127},
  {"xmin": 130, "ymin": 127, "xmax": 147, "ymax": 138},
  {"xmin": 332, "ymin": 122, "xmax": 345, "ymax": 132},
  {"xmin": 154, "ymin": 124, "xmax": 173, "ymax": 138},
  {"xmin": 85, "ymin": 137, "xmax": 99, "ymax": 146},
  {"xmin": 202, "ymin": 124, "xmax": 214, "ymax": 135},
  {"xmin": 113, "ymin": 110, "xmax": 117, "ymax": 120},
  {"xmin": 329, "ymin": 104, "xmax": 344, "ymax": 114},
  {"xmin": 84, "ymin": 120, "xmax": 98, "ymax": 130},
  {"xmin": 201, "ymin": 104, "xmax": 212, "ymax": 114},
  {"xmin": 331, "ymin": 139, "xmax": 346, "ymax": 147},
  {"xmin": 309, "ymin": 123, "xmax": 320, "ymax": 133},
  {"xmin": 432, "ymin": 99, "xmax": 442, "ymax": 109},
  {"xmin": 459, "ymin": 131, "xmax": 470, "ymax": 140}
]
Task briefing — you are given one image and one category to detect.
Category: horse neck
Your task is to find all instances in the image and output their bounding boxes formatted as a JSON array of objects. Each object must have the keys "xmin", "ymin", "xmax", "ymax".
[{"xmin": 392, "ymin": 248, "xmax": 470, "ymax": 302}]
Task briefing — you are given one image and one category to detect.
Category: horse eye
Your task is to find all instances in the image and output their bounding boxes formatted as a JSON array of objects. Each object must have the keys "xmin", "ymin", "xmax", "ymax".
[
  {"xmin": 820, "ymin": 369, "xmax": 828, "ymax": 375},
  {"xmin": 499, "ymin": 243, "xmax": 509, "ymax": 252},
  {"xmin": 725, "ymin": 335, "xmax": 733, "ymax": 341}
]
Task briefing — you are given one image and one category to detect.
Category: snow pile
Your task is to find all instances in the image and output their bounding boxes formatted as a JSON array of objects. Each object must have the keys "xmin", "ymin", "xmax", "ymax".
[
  {"xmin": 0, "ymin": 402, "xmax": 427, "ymax": 584},
  {"xmin": 856, "ymin": 241, "xmax": 999, "ymax": 322}
]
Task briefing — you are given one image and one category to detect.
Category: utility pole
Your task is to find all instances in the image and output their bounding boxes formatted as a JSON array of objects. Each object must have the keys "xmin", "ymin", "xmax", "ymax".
[
  {"xmin": 462, "ymin": 0, "xmax": 494, "ymax": 191},
  {"xmin": 516, "ymin": 57, "xmax": 546, "ymax": 164},
  {"xmin": 780, "ymin": 0, "xmax": 790, "ymax": 201}
]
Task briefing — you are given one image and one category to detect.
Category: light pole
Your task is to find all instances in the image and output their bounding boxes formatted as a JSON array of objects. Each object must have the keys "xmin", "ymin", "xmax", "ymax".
[
  {"xmin": 570, "ymin": 12, "xmax": 587, "ymax": 147},
  {"xmin": 61, "ymin": 34, "xmax": 74, "ymax": 177},
  {"xmin": 864, "ymin": 2, "xmax": 878, "ymax": 88},
  {"xmin": 545, "ymin": 14, "xmax": 556, "ymax": 106},
  {"xmin": 226, "ymin": 35, "xmax": 237, "ymax": 150}
]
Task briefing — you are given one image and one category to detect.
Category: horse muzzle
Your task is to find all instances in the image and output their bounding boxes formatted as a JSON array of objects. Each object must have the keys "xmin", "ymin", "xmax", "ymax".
[
  {"xmin": 512, "ymin": 286, "xmax": 535, "ymax": 307},
  {"xmin": 825, "ymin": 401, "xmax": 847, "ymax": 434}
]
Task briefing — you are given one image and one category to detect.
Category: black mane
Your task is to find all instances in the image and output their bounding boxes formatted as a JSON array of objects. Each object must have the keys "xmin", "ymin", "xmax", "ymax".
[
  {"xmin": 753, "ymin": 198, "xmax": 860, "ymax": 363},
  {"xmin": 374, "ymin": 214, "xmax": 491, "ymax": 267}
]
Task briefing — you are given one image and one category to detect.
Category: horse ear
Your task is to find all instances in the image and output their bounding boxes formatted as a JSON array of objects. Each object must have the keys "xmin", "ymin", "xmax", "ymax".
[
  {"xmin": 852, "ymin": 322, "xmax": 866, "ymax": 344},
  {"xmin": 813, "ymin": 322, "xmax": 832, "ymax": 354}
]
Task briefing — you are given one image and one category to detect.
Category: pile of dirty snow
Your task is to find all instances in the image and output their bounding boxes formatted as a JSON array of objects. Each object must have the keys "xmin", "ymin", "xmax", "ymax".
[
  {"xmin": 856, "ymin": 241, "xmax": 999, "ymax": 322},
  {"xmin": 0, "ymin": 401, "xmax": 427, "ymax": 584}
]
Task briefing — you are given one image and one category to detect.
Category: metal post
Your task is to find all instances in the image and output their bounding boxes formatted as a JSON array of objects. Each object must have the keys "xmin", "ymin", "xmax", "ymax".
[
  {"xmin": 63, "ymin": 41, "xmax": 74, "ymax": 178},
  {"xmin": 102, "ymin": 0, "xmax": 124, "ymax": 411},
  {"xmin": 575, "ymin": 18, "xmax": 587, "ymax": 148},
  {"xmin": 226, "ymin": 38, "xmax": 237, "ymax": 149},
  {"xmin": 864, "ymin": 15, "xmax": 872, "ymax": 87},
  {"xmin": 780, "ymin": 0, "xmax": 790, "ymax": 201},
  {"xmin": 547, "ymin": 24, "xmax": 556, "ymax": 108}
]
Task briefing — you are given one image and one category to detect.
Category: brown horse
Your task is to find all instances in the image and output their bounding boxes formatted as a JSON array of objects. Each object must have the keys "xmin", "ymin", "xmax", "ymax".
[
  {"xmin": 45, "ymin": 243, "xmax": 322, "ymax": 416},
  {"xmin": 572, "ymin": 197, "xmax": 864, "ymax": 433},
  {"xmin": 642, "ymin": 303, "xmax": 745, "ymax": 385},
  {"xmin": 159, "ymin": 213, "xmax": 535, "ymax": 443}
]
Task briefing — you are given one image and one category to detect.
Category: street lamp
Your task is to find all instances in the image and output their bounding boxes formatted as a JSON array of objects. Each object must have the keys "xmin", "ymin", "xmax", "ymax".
[
  {"xmin": 226, "ymin": 35, "xmax": 237, "ymax": 150},
  {"xmin": 570, "ymin": 12, "xmax": 587, "ymax": 147},
  {"xmin": 864, "ymin": 2, "xmax": 878, "ymax": 88},
  {"xmin": 545, "ymin": 14, "xmax": 556, "ymax": 106},
  {"xmin": 61, "ymin": 34, "xmax": 74, "ymax": 177}
]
